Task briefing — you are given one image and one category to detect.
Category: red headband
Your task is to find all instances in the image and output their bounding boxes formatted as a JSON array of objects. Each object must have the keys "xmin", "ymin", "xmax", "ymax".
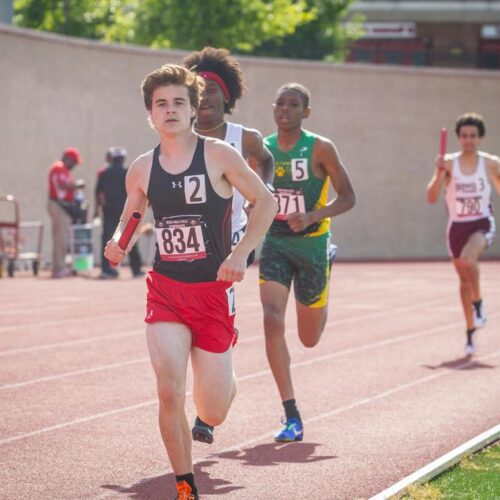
[{"xmin": 199, "ymin": 71, "xmax": 231, "ymax": 101}]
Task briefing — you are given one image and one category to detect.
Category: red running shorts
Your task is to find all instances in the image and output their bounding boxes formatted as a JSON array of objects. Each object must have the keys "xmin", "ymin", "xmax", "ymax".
[{"xmin": 145, "ymin": 270, "xmax": 237, "ymax": 353}]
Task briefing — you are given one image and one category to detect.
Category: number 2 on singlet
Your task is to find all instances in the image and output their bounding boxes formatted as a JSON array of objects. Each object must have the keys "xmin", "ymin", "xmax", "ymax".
[
  {"xmin": 226, "ymin": 286, "xmax": 236, "ymax": 316},
  {"xmin": 184, "ymin": 175, "xmax": 206, "ymax": 204}
]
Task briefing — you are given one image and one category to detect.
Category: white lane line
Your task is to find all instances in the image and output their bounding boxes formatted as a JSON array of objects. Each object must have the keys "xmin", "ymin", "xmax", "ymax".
[
  {"xmin": 0, "ymin": 330, "xmax": 144, "ymax": 357},
  {"xmin": 0, "ymin": 318, "xmax": 456, "ymax": 390},
  {"xmin": 94, "ymin": 348, "xmax": 500, "ymax": 499},
  {"xmin": 0, "ymin": 294, "xmax": 455, "ymax": 357},
  {"xmin": 0, "ymin": 311, "xmax": 138, "ymax": 334},
  {"xmin": 0, "ymin": 296, "xmax": 468, "ymax": 387},
  {"xmin": 0, "ymin": 293, "xmax": 146, "ymax": 315},
  {"xmin": 0, "ymin": 358, "xmax": 149, "ymax": 390},
  {"xmin": 3, "ymin": 320, "xmax": 498, "ymax": 446}
]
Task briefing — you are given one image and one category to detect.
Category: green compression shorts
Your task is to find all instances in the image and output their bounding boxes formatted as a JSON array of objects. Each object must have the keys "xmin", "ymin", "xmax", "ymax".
[{"xmin": 259, "ymin": 232, "xmax": 331, "ymax": 308}]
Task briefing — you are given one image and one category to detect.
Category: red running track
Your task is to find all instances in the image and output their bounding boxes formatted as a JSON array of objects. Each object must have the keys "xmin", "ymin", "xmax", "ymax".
[{"xmin": 1, "ymin": 262, "xmax": 499, "ymax": 499}]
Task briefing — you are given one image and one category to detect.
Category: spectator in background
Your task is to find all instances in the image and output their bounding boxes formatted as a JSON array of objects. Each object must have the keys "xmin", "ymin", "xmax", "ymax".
[
  {"xmin": 94, "ymin": 148, "xmax": 113, "ymax": 220},
  {"xmin": 47, "ymin": 147, "xmax": 82, "ymax": 278},
  {"xmin": 96, "ymin": 147, "xmax": 143, "ymax": 279}
]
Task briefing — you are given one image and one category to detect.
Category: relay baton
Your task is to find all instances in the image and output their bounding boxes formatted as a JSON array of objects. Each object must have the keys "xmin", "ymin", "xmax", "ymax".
[
  {"xmin": 438, "ymin": 127, "xmax": 447, "ymax": 171},
  {"xmin": 110, "ymin": 211, "xmax": 142, "ymax": 267},
  {"xmin": 440, "ymin": 127, "xmax": 447, "ymax": 156}
]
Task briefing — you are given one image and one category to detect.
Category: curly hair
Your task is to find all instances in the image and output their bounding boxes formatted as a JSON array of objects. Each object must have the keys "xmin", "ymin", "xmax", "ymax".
[
  {"xmin": 455, "ymin": 112, "xmax": 485, "ymax": 138},
  {"xmin": 183, "ymin": 47, "xmax": 245, "ymax": 114}
]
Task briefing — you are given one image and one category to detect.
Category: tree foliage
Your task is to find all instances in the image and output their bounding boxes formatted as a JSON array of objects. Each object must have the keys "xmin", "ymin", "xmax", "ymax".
[
  {"xmin": 13, "ymin": 0, "xmax": 360, "ymax": 61},
  {"xmin": 253, "ymin": 0, "xmax": 363, "ymax": 61}
]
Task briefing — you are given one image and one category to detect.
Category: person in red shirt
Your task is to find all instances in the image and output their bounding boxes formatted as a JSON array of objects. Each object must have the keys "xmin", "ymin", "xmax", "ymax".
[{"xmin": 47, "ymin": 147, "xmax": 82, "ymax": 278}]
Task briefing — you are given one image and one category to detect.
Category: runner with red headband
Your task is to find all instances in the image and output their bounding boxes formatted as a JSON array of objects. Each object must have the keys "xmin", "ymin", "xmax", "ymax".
[{"xmin": 183, "ymin": 47, "xmax": 275, "ymax": 445}]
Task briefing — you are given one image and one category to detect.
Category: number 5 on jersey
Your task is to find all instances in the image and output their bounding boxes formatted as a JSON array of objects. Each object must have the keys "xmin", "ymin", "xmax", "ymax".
[{"xmin": 291, "ymin": 159, "xmax": 309, "ymax": 181}]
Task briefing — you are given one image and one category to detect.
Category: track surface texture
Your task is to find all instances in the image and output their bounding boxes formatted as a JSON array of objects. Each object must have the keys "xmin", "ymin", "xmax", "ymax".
[{"xmin": 1, "ymin": 262, "xmax": 499, "ymax": 499}]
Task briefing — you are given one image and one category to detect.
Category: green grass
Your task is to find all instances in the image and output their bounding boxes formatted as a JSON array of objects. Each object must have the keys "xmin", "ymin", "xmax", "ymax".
[{"xmin": 401, "ymin": 442, "xmax": 500, "ymax": 500}]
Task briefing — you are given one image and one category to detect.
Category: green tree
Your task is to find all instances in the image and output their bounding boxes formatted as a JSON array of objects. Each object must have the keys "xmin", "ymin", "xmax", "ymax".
[
  {"xmin": 14, "ymin": 0, "xmax": 115, "ymax": 40},
  {"xmin": 14, "ymin": 0, "xmax": 361, "ymax": 60},
  {"xmin": 133, "ymin": 0, "xmax": 316, "ymax": 52},
  {"xmin": 14, "ymin": 0, "xmax": 315, "ymax": 51},
  {"xmin": 253, "ymin": 0, "xmax": 363, "ymax": 61}
]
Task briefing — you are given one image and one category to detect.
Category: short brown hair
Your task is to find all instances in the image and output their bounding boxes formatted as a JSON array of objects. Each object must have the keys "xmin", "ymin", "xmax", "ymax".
[
  {"xmin": 455, "ymin": 112, "xmax": 485, "ymax": 138},
  {"xmin": 141, "ymin": 64, "xmax": 205, "ymax": 111}
]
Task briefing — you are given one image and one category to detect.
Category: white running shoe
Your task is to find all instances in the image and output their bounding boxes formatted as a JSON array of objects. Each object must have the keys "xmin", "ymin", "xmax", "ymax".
[
  {"xmin": 464, "ymin": 329, "xmax": 476, "ymax": 356},
  {"xmin": 473, "ymin": 304, "xmax": 487, "ymax": 329},
  {"xmin": 464, "ymin": 342, "xmax": 475, "ymax": 356}
]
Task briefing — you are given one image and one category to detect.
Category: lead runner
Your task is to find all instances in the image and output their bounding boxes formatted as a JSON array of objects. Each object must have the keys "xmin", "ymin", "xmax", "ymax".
[
  {"xmin": 427, "ymin": 112, "xmax": 500, "ymax": 355},
  {"xmin": 104, "ymin": 64, "xmax": 277, "ymax": 500}
]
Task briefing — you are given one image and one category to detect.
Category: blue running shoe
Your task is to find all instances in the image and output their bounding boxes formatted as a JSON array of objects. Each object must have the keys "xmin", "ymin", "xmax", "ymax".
[{"xmin": 274, "ymin": 417, "xmax": 304, "ymax": 442}]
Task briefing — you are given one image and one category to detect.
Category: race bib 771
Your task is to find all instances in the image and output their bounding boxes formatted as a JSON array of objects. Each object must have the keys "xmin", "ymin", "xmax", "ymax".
[{"xmin": 274, "ymin": 188, "xmax": 306, "ymax": 221}]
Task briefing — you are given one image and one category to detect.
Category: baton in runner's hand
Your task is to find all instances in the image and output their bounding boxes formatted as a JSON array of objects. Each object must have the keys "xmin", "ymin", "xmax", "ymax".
[
  {"xmin": 438, "ymin": 127, "xmax": 447, "ymax": 170},
  {"xmin": 440, "ymin": 128, "xmax": 447, "ymax": 156},
  {"xmin": 110, "ymin": 211, "xmax": 142, "ymax": 267}
]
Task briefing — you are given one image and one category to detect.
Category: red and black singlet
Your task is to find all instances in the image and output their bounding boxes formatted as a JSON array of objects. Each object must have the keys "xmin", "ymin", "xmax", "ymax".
[{"xmin": 147, "ymin": 137, "xmax": 232, "ymax": 282}]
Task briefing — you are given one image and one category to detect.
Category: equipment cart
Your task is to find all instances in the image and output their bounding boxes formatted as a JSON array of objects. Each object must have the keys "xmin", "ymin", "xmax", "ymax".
[{"xmin": 0, "ymin": 194, "xmax": 44, "ymax": 277}]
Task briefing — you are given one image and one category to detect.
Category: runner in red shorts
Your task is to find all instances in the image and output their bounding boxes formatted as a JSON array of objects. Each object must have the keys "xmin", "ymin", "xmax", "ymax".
[
  {"xmin": 427, "ymin": 112, "xmax": 500, "ymax": 355},
  {"xmin": 104, "ymin": 64, "xmax": 277, "ymax": 500}
]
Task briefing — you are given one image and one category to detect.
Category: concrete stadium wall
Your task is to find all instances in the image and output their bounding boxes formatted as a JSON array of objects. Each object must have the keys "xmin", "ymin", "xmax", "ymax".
[{"xmin": 1, "ymin": 24, "xmax": 500, "ymax": 264}]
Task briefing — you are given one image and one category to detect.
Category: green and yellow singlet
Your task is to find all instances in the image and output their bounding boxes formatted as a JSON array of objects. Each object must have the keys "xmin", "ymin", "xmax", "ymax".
[{"xmin": 264, "ymin": 129, "xmax": 330, "ymax": 238}]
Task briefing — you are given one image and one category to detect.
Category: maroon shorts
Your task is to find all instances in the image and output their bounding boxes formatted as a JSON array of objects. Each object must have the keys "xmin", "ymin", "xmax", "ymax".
[
  {"xmin": 447, "ymin": 216, "xmax": 495, "ymax": 258},
  {"xmin": 145, "ymin": 270, "xmax": 237, "ymax": 353}
]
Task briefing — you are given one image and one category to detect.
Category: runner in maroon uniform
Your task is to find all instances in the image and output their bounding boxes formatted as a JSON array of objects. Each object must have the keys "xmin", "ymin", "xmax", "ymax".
[
  {"xmin": 427, "ymin": 112, "xmax": 500, "ymax": 355},
  {"xmin": 104, "ymin": 64, "xmax": 276, "ymax": 500}
]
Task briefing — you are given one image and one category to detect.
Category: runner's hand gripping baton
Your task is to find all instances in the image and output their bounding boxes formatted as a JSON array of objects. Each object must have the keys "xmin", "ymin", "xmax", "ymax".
[{"xmin": 110, "ymin": 211, "xmax": 142, "ymax": 267}]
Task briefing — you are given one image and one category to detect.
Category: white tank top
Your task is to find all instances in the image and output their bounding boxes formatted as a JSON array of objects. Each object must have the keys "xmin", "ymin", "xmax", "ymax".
[
  {"xmin": 224, "ymin": 122, "xmax": 247, "ymax": 233},
  {"xmin": 445, "ymin": 152, "xmax": 492, "ymax": 222}
]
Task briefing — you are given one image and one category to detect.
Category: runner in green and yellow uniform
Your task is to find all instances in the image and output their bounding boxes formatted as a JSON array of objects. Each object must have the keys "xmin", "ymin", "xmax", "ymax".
[{"xmin": 259, "ymin": 83, "xmax": 356, "ymax": 442}]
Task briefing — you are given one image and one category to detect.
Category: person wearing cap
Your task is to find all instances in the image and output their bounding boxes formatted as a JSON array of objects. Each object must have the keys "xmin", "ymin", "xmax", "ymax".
[
  {"xmin": 47, "ymin": 147, "xmax": 82, "ymax": 278},
  {"xmin": 96, "ymin": 146, "xmax": 143, "ymax": 279},
  {"xmin": 182, "ymin": 47, "xmax": 275, "ymax": 445}
]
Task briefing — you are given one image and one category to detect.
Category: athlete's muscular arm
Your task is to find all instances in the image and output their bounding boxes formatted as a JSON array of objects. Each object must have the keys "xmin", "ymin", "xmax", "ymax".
[
  {"xmin": 103, "ymin": 154, "xmax": 149, "ymax": 265},
  {"xmin": 287, "ymin": 137, "xmax": 356, "ymax": 233},
  {"xmin": 242, "ymin": 128, "xmax": 275, "ymax": 185},
  {"xmin": 206, "ymin": 141, "xmax": 277, "ymax": 282},
  {"xmin": 427, "ymin": 155, "xmax": 451, "ymax": 204}
]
